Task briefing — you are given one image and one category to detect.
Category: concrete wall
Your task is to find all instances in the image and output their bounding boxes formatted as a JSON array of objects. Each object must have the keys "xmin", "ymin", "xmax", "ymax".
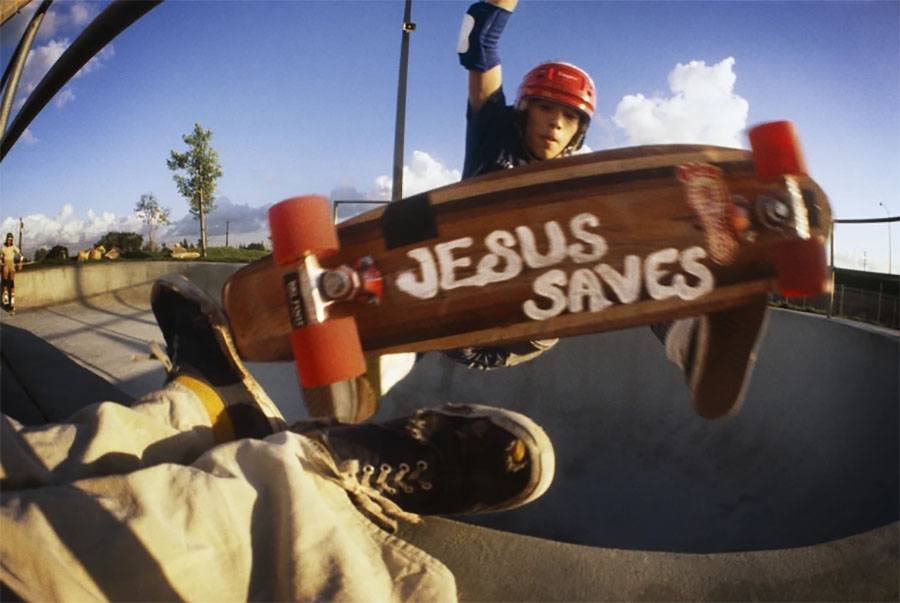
[{"xmin": 14, "ymin": 261, "xmax": 242, "ymax": 308}]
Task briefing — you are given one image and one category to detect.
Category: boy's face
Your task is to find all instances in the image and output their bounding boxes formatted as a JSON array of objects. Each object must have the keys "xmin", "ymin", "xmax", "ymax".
[{"xmin": 523, "ymin": 99, "xmax": 581, "ymax": 160}]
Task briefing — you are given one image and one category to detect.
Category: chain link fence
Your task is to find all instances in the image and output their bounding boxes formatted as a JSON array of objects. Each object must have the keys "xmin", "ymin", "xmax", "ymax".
[{"xmin": 771, "ymin": 286, "xmax": 899, "ymax": 330}]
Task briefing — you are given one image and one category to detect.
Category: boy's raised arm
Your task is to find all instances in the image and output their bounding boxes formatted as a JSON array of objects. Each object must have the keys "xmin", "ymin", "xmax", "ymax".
[{"xmin": 458, "ymin": 0, "xmax": 518, "ymax": 112}]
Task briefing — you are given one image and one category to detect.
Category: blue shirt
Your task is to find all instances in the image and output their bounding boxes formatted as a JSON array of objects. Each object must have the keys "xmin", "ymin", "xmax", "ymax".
[
  {"xmin": 450, "ymin": 87, "xmax": 547, "ymax": 370},
  {"xmin": 463, "ymin": 87, "xmax": 532, "ymax": 179}
]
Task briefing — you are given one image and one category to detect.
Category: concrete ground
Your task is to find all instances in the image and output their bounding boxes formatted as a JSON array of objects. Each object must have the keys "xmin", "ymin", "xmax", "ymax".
[{"xmin": 1, "ymin": 277, "xmax": 897, "ymax": 601}]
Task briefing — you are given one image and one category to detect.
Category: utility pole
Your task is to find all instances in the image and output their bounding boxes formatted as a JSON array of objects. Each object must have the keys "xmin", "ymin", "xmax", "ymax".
[
  {"xmin": 17, "ymin": 217, "xmax": 23, "ymax": 256},
  {"xmin": 392, "ymin": 0, "xmax": 415, "ymax": 202},
  {"xmin": 225, "ymin": 220, "xmax": 230, "ymax": 248},
  {"xmin": 198, "ymin": 188, "xmax": 207, "ymax": 257},
  {"xmin": 879, "ymin": 202, "xmax": 892, "ymax": 274}
]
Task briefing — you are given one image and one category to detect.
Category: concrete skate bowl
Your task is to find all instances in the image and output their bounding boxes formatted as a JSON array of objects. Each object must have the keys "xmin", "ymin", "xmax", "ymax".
[{"xmin": 382, "ymin": 309, "xmax": 898, "ymax": 556}]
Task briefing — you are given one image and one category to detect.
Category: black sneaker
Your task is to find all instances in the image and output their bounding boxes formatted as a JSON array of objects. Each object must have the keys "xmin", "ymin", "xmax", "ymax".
[
  {"xmin": 292, "ymin": 403, "xmax": 555, "ymax": 516},
  {"xmin": 653, "ymin": 295, "xmax": 770, "ymax": 419},
  {"xmin": 150, "ymin": 274, "xmax": 286, "ymax": 439}
]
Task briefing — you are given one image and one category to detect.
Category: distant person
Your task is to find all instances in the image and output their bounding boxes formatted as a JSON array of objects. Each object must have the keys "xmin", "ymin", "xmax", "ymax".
[
  {"xmin": 451, "ymin": 0, "xmax": 768, "ymax": 418},
  {"xmin": 1, "ymin": 232, "xmax": 23, "ymax": 314},
  {"xmin": 1, "ymin": 274, "xmax": 554, "ymax": 600}
]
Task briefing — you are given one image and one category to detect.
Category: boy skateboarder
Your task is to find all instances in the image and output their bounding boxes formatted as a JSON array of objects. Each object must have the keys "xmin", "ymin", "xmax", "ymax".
[{"xmin": 453, "ymin": 0, "xmax": 769, "ymax": 419}]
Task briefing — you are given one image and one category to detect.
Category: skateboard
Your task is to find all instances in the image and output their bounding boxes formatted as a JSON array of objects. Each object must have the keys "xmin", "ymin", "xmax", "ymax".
[{"xmin": 223, "ymin": 121, "xmax": 832, "ymax": 392}]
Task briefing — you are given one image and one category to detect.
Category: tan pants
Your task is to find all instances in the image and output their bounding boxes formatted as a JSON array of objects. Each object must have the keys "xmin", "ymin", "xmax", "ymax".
[
  {"xmin": 1, "ymin": 262, "xmax": 15, "ymax": 291},
  {"xmin": 0, "ymin": 383, "xmax": 456, "ymax": 602}
]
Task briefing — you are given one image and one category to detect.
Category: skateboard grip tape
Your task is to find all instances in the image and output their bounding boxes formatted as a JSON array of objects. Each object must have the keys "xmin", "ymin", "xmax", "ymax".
[{"xmin": 380, "ymin": 193, "xmax": 438, "ymax": 250}]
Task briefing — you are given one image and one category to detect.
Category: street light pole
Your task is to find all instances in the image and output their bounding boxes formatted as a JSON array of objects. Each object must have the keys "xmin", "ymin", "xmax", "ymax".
[
  {"xmin": 879, "ymin": 202, "xmax": 892, "ymax": 274},
  {"xmin": 392, "ymin": 0, "xmax": 415, "ymax": 202}
]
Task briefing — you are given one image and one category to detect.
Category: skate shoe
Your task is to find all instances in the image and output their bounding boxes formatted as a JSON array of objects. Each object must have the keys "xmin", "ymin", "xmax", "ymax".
[
  {"xmin": 654, "ymin": 295, "xmax": 769, "ymax": 419},
  {"xmin": 150, "ymin": 274, "xmax": 286, "ymax": 441},
  {"xmin": 293, "ymin": 403, "xmax": 555, "ymax": 517},
  {"xmin": 1, "ymin": 291, "xmax": 7, "ymax": 307}
]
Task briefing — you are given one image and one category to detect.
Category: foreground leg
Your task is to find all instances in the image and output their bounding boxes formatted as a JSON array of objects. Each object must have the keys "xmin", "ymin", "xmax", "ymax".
[
  {"xmin": 2, "ymin": 426, "xmax": 458, "ymax": 601},
  {"xmin": 150, "ymin": 274, "xmax": 286, "ymax": 440},
  {"xmin": 1, "ymin": 381, "xmax": 230, "ymax": 490}
]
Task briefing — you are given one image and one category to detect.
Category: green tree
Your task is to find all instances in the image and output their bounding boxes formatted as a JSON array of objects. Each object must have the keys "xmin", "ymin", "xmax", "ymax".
[
  {"xmin": 135, "ymin": 193, "xmax": 170, "ymax": 251},
  {"xmin": 97, "ymin": 232, "xmax": 143, "ymax": 251},
  {"xmin": 167, "ymin": 123, "xmax": 223, "ymax": 257},
  {"xmin": 48, "ymin": 245, "xmax": 69, "ymax": 260}
]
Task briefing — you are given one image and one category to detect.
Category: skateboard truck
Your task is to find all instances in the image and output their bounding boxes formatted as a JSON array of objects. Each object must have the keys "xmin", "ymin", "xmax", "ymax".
[
  {"xmin": 756, "ymin": 176, "xmax": 811, "ymax": 240},
  {"xmin": 269, "ymin": 195, "xmax": 369, "ymax": 388},
  {"xmin": 283, "ymin": 255, "xmax": 384, "ymax": 333},
  {"xmin": 318, "ymin": 256, "xmax": 384, "ymax": 305}
]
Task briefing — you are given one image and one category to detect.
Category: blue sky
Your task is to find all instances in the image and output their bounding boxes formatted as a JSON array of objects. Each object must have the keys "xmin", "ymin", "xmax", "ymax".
[{"xmin": 1, "ymin": 0, "xmax": 898, "ymax": 273}]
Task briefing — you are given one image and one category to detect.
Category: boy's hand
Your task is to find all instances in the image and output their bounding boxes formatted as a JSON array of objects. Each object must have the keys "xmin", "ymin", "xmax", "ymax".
[{"xmin": 460, "ymin": 0, "xmax": 517, "ymax": 111}]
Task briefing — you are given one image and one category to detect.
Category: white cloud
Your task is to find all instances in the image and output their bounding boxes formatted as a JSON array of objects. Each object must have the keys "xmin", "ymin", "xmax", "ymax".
[
  {"xmin": 37, "ymin": 2, "xmax": 95, "ymax": 40},
  {"xmin": 76, "ymin": 45, "xmax": 115, "ymax": 78},
  {"xmin": 328, "ymin": 152, "xmax": 461, "ymax": 223},
  {"xmin": 0, "ymin": 198, "xmax": 280, "ymax": 253},
  {"xmin": 21, "ymin": 128, "xmax": 38, "ymax": 145},
  {"xmin": 20, "ymin": 38, "xmax": 69, "ymax": 97},
  {"xmin": 2, "ymin": 205, "xmax": 145, "ymax": 252},
  {"xmin": 54, "ymin": 87, "xmax": 75, "ymax": 108},
  {"xmin": 373, "ymin": 150, "xmax": 461, "ymax": 200},
  {"xmin": 69, "ymin": 2, "xmax": 92, "ymax": 27},
  {"xmin": 2, "ymin": 2, "xmax": 96, "ymax": 49},
  {"xmin": 37, "ymin": 9, "xmax": 64, "ymax": 39},
  {"xmin": 165, "ymin": 197, "xmax": 272, "ymax": 248},
  {"xmin": 12, "ymin": 35, "xmax": 114, "ymax": 116},
  {"xmin": 614, "ymin": 57, "xmax": 749, "ymax": 147}
]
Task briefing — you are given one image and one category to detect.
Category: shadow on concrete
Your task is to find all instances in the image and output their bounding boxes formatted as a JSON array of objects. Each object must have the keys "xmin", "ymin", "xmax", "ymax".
[
  {"xmin": 41, "ymin": 306, "xmax": 157, "ymax": 350},
  {"xmin": 1, "ymin": 323, "xmax": 133, "ymax": 424}
]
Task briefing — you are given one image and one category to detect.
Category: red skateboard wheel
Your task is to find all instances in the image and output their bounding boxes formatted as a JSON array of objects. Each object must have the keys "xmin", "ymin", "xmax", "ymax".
[
  {"xmin": 748, "ymin": 121, "xmax": 808, "ymax": 181},
  {"xmin": 289, "ymin": 317, "xmax": 366, "ymax": 387},
  {"xmin": 774, "ymin": 238, "xmax": 830, "ymax": 298},
  {"xmin": 269, "ymin": 196, "xmax": 338, "ymax": 265},
  {"xmin": 750, "ymin": 121, "xmax": 827, "ymax": 297}
]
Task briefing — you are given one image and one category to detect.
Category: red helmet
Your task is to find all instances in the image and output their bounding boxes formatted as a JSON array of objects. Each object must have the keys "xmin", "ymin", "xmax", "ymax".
[{"xmin": 515, "ymin": 61, "xmax": 596, "ymax": 120}]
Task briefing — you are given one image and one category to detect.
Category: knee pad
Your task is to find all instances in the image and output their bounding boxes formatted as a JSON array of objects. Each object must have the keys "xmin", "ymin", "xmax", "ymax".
[{"xmin": 457, "ymin": 1, "xmax": 511, "ymax": 72}]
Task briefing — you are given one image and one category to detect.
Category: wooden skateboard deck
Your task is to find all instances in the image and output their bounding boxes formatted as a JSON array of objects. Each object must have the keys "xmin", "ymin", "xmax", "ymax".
[{"xmin": 223, "ymin": 126, "xmax": 832, "ymax": 388}]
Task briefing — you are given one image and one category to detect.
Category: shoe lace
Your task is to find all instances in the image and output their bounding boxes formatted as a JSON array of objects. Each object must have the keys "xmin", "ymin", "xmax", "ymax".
[
  {"xmin": 359, "ymin": 460, "xmax": 433, "ymax": 495},
  {"xmin": 304, "ymin": 440, "xmax": 422, "ymax": 533},
  {"xmin": 149, "ymin": 340, "xmax": 174, "ymax": 375}
]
